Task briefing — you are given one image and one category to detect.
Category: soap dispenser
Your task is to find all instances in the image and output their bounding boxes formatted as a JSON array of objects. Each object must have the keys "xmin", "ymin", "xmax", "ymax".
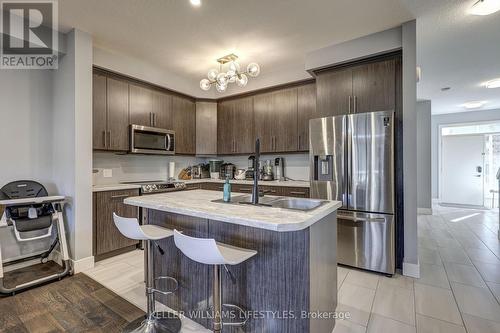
[{"xmin": 223, "ymin": 177, "xmax": 231, "ymax": 202}]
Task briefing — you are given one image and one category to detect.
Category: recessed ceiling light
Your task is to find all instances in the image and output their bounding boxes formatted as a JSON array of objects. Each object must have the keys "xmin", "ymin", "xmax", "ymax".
[
  {"xmin": 469, "ymin": 0, "xmax": 500, "ymax": 15},
  {"xmin": 190, "ymin": 0, "xmax": 201, "ymax": 7},
  {"xmin": 485, "ymin": 78, "xmax": 500, "ymax": 89},
  {"xmin": 462, "ymin": 101, "xmax": 487, "ymax": 109}
]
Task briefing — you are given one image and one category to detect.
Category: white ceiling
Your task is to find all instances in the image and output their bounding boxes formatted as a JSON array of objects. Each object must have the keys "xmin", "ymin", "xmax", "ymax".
[
  {"xmin": 401, "ymin": 0, "xmax": 500, "ymax": 114},
  {"xmin": 59, "ymin": 0, "xmax": 500, "ymax": 114},
  {"xmin": 58, "ymin": 0, "xmax": 412, "ymax": 96}
]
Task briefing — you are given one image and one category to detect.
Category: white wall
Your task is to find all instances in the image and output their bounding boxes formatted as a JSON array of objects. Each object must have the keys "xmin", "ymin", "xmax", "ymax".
[
  {"xmin": 431, "ymin": 108, "xmax": 500, "ymax": 199},
  {"xmin": 305, "ymin": 27, "xmax": 402, "ymax": 72},
  {"xmin": 417, "ymin": 100, "xmax": 432, "ymax": 212},
  {"xmin": 93, "ymin": 46, "xmax": 211, "ymax": 99},
  {"xmin": 402, "ymin": 20, "xmax": 419, "ymax": 277},
  {"xmin": 52, "ymin": 29, "xmax": 93, "ymax": 266},
  {"xmin": 93, "ymin": 153, "xmax": 203, "ymax": 185},
  {"xmin": 0, "ymin": 69, "xmax": 56, "ymax": 261},
  {"xmin": 0, "ymin": 70, "xmax": 55, "ymax": 192},
  {"xmin": 218, "ymin": 154, "xmax": 310, "ymax": 181}
]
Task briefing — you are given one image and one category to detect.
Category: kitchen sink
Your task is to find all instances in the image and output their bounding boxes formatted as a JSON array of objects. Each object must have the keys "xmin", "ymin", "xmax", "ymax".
[
  {"xmin": 268, "ymin": 198, "xmax": 327, "ymax": 211},
  {"xmin": 212, "ymin": 195, "xmax": 328, "ymax": 212}
]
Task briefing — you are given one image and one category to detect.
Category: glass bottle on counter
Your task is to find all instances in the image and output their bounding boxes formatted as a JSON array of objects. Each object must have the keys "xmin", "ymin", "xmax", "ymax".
[{"xmin": 223, "ymin": 177, "xmax": 231, "ymax": 202}]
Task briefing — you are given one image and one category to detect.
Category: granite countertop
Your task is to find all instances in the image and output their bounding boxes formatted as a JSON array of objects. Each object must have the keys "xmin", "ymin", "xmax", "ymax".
[
  {"xmin": 184, "ymin": 179, "xmax": 310, "ymax": 188},
  {"xmin": 124, "ymin": 190, "xmax": 341, "ymax": 232},
  {"xmin": 92, "ymin": 184, "xmax": 142, "ymax": 192}
]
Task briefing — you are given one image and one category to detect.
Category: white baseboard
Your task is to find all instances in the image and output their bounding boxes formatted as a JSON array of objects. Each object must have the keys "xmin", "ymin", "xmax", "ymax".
[
  {"xmin": 71, "ymin": 256, "xmax": 95, "ymax": 273},
  {"xmin": 418, "ymin": 208, "xmax": 433, "ymax": 215},
  {"xmin": 402, "ymin": 260, "xmax": 420, "ymax": 278}
]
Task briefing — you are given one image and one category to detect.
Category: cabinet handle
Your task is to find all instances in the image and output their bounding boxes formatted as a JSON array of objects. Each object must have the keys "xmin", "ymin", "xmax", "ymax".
[
  {"xmin": 290, "ymin": 191, "xmax": 306, "ymax": 195},
  {"xmin": 240, "ymin": 188, "xmax": 252, "ymax": 192},
  {"xmin": 153, "ymin": 113, "xmax": 157, "ymax": 127},
  {"xmin": 298, "ymin": 135, "xmax": 301, "ymax": 149},
  {"xmin": 348, "ymin": 96, "xmax": 352, "ymax": 114},
  {"xmin": 111, "ymin": 194, "xmax": 129, "ymax": 199},
  {"xmin": 353, "ymin": 96, "xmax": 357, "ymax": 114},
  {"xmin": 107, "ymin": 131, "xmax": 111, "ymax": 148},
  {"xmin": 103, "ymin": 131, "xmax": 107, "ymax": 148}
]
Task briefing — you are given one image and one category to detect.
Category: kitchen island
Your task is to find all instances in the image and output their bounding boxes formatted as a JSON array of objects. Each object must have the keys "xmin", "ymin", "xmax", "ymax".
[{"xmin": 125, "ymin": 190, "xmax": 341, "ymax": 333}]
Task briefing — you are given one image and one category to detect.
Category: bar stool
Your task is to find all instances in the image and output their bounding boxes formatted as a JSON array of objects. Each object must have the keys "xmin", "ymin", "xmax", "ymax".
[
  {"xmin": 173, "ymin": 229, "xmax": 257, "ymax": 333},
  {"xmin": 113, "ymin": 213, "xmax": 182, "ymax": 333}
]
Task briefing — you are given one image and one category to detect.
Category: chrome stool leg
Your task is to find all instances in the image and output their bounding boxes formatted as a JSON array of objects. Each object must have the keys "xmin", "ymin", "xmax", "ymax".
[{"xmin": 123, "ymin": 239, "xmax": 181, "ymax": 333}]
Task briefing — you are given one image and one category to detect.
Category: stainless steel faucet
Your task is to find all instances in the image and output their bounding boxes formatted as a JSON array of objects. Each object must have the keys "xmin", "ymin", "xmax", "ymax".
[{"xmin": 251, "ymin": 138, "xmax": 260, "ymax": 205}]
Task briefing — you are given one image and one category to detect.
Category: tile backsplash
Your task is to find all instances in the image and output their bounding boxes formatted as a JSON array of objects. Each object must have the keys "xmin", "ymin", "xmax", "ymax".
[{"xmin": 93, "ymin": 152, "xmax": 310, "ymax": 184}]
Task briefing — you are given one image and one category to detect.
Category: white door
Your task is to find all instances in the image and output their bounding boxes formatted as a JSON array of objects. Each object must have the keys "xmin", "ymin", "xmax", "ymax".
[{"xmin": 441, "ymin": 134, "xmax": 485, "ymax": 206}]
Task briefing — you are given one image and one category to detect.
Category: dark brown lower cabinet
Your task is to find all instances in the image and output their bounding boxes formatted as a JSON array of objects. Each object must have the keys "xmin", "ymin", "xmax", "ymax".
[
  {"xmin": 197, "ymin": 182, "xmax": 309, "ymax": 198},
  {"xmin": 93, "ymin": 189, "xmax": 140, "ymax": 261}
]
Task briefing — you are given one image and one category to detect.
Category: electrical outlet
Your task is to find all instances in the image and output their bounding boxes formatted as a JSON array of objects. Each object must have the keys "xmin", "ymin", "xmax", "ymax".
[{"xmin": 103, "ymin": 169, "xmax": 113, "ymax": 178}]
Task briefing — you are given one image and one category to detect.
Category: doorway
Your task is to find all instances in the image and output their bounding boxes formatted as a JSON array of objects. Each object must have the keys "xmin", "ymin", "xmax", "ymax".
[{"xmin": 439, "ymin": 121, "xmax": 500, "ymax": 208}]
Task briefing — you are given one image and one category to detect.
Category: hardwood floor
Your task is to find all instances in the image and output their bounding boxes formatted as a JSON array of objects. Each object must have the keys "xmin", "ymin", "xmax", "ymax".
[{"xmin": 0, "ymin": 272, "xmax": 144, "ymax": 332}]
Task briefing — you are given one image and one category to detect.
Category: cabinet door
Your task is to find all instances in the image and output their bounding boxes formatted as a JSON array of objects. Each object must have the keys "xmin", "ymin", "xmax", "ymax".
[
  {"xmin": 217, "ymin": 100, "xmax": 234, "ymax": 155},
  {"xmin": 316, "ymin": 68, "xmax": 352, "ymax": 117},
  {"xmin": 232, "ymin": 97, "xmax": 254, "ymax": 154},
  {"xmin": 173, "ymin": 95, "xmax": 196, "ymax": 154},
  {"xmin": 129, "ymin": 84, "xmax": 153, "ymax": 127},
  {"xmin": 107, "ymin": 78, "xmax": 130, "ymax": 151},
  {"xmin": 95, "ymin": 190, "xmax": 139, "ymax": 256},
  {"xmin": 297, "ymin": 83, "xmax": 317, "ymax": 151},
  {"xmin": 253, "ymin": 92, "xmax": 274, "ymax": 153},
  {"xmin": 153, "ymin": 91, "xmax": 173, "ymax": 129},
  {"xmin": 352, "ymin": 59, "xmax": 395, "ymax": 114},
  {"xmin": 93, "ymin": 73, "xmax": 107, "ymax": 150},
  {"xmin": 272, "ymin": 87, "xmax": 298, "ymax": 152}
]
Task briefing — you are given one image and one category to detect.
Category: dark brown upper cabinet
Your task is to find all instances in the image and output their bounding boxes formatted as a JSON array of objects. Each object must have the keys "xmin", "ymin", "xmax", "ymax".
[
  {"xmin": 352, "ymin": 58, "xmax": 396, "ymax": 114},
  {"xmin": 93, "ymin": 73, "xmax": 130, "ymax": 152},
  {"xmin": 172, "ymin": 95, "xmax": 196, "ymax": 155},
  {"xmin": 152, "ymin": 91, "xmax": 173, "ymax": 129},
  {"xmin": 297, "ymin": 83, "xmax": 316, "ymax": 151},
  {"xmin": 316, "ymin": 56, "xmax": 397, "ymax": 117},
  {"xmin": 316, "ymin": 67, "xmax": 352, "ymax": 117},
  {"xmin": 218, "ymin": 97, "xmax": 254, "ymax": 155},
  {"xmin": 107, "ymin": 78, "xmax": 130, "ymax": 151},
  {"xmin": 254, "ymin": 88, "xmax": 298, "ymax": 153},
  {"xmin": 92, "ymin": 73, "xmax": 107, "ymax": 150},
  {"xmin": 129, "ymin": 83, "xmax": 153, "ymax": 127}
]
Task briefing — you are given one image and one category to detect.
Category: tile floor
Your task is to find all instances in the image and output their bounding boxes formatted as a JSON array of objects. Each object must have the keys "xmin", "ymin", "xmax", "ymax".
[{"xmin": 83, "ymin": 204, "xmax": 500, "ymax": 333}]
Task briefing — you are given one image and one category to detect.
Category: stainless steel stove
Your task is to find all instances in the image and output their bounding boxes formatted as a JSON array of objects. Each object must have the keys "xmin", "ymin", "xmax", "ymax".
[{"xmin": 122, "ymin": 180, "xmax": 186, "ymax": 195}]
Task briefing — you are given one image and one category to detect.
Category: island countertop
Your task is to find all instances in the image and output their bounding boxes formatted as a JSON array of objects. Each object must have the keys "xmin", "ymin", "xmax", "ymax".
[{"xmin": 124, "ymin": 189, "xmax": 341, "ymax": 232}]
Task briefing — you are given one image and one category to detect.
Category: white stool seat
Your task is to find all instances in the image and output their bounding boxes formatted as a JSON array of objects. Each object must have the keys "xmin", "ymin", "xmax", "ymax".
[
  {"xmin": 173, "ymin": 229, "xmax": 257, "ymax": 265},
  {"xmin": 113, "ymin": 213, "xmax": 174, "ymax": 241}
]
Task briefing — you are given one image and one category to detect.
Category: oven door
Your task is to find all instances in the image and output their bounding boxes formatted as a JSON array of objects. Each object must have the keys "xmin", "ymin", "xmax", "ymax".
[{"xmin": 130, "ymin": 125, "xmax": 175, "ymax": 155}]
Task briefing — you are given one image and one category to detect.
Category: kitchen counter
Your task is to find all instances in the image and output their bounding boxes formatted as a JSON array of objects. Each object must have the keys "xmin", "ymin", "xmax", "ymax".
[
  {"xmin": 92, "ymin": 184, "xmax": 142, "ymax": 192},
  {"xmin": 124, "ymin": 189, "xmax": 340, "ymax": 232},
  {"xmin": 125, "ymin": 189, "xmax": 338, "ymax": 332},
  {"xmin": 184, "ymin": 178, "xmax": 310, "ymax": 188}
]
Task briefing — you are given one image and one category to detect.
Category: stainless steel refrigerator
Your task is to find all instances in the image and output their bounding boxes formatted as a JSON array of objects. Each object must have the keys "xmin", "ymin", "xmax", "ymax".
[{"xmin": 309, "ymin": 110, "xmax": 395, "ymax": 275}]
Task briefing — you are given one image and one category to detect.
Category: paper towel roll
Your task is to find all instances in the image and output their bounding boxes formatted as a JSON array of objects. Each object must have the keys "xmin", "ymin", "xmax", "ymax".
[{"xmin": 169, "ymin": 161, "xmax": 175, "ymax": 179}]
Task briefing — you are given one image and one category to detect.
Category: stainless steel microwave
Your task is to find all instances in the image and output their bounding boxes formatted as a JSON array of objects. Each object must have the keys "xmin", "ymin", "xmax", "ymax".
[{"xmin": 130, "ymin": 125, "xmax": 175, "ymax": 155}]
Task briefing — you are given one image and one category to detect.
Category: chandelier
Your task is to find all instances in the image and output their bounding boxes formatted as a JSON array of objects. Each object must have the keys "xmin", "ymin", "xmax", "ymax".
[{"xmin": 199, "ymin": 53, "xmax": 260, "ymax": 92}]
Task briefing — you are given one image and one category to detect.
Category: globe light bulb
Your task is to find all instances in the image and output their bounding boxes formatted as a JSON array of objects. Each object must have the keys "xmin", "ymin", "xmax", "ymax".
[
  {"xmin": 207, "ymin": 69, "xmax": 219, "ymax": 81},
  {"xmin": 217, "ymin": 72, "xmax": 228, "ymax": 86},
  {"xmin": 216, "ymin": 83, "xmax": 227, "ymax": 92},
  {"xmin": 200, "ymin": 79, "xmax": 211, "ymax": 91},
  {"xmin": 229, "ymin": 61, "xmax": 240, "ymax": 73},
  {"xmin": 247, "ymin": 63, "xmax": 260, "ymax": 77},
  {"xmin": 227, "ymin": 70, "xmax": 237, "ymax": 83},
  {"xmin": 236, "ymin": 74, "xmax": 248, "ymax": 87}
]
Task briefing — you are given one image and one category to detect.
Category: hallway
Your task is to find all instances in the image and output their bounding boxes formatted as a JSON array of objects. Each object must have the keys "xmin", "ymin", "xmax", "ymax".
[{"xmin": 416, "ymin": 204, "xmax": 500, "ymax": 333}]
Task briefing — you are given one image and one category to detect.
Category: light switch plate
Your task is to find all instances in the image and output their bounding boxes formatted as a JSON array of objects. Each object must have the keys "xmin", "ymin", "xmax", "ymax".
[{"xmin": 103, "ymin": 169, "xmax": 113, "ymax": 178}]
